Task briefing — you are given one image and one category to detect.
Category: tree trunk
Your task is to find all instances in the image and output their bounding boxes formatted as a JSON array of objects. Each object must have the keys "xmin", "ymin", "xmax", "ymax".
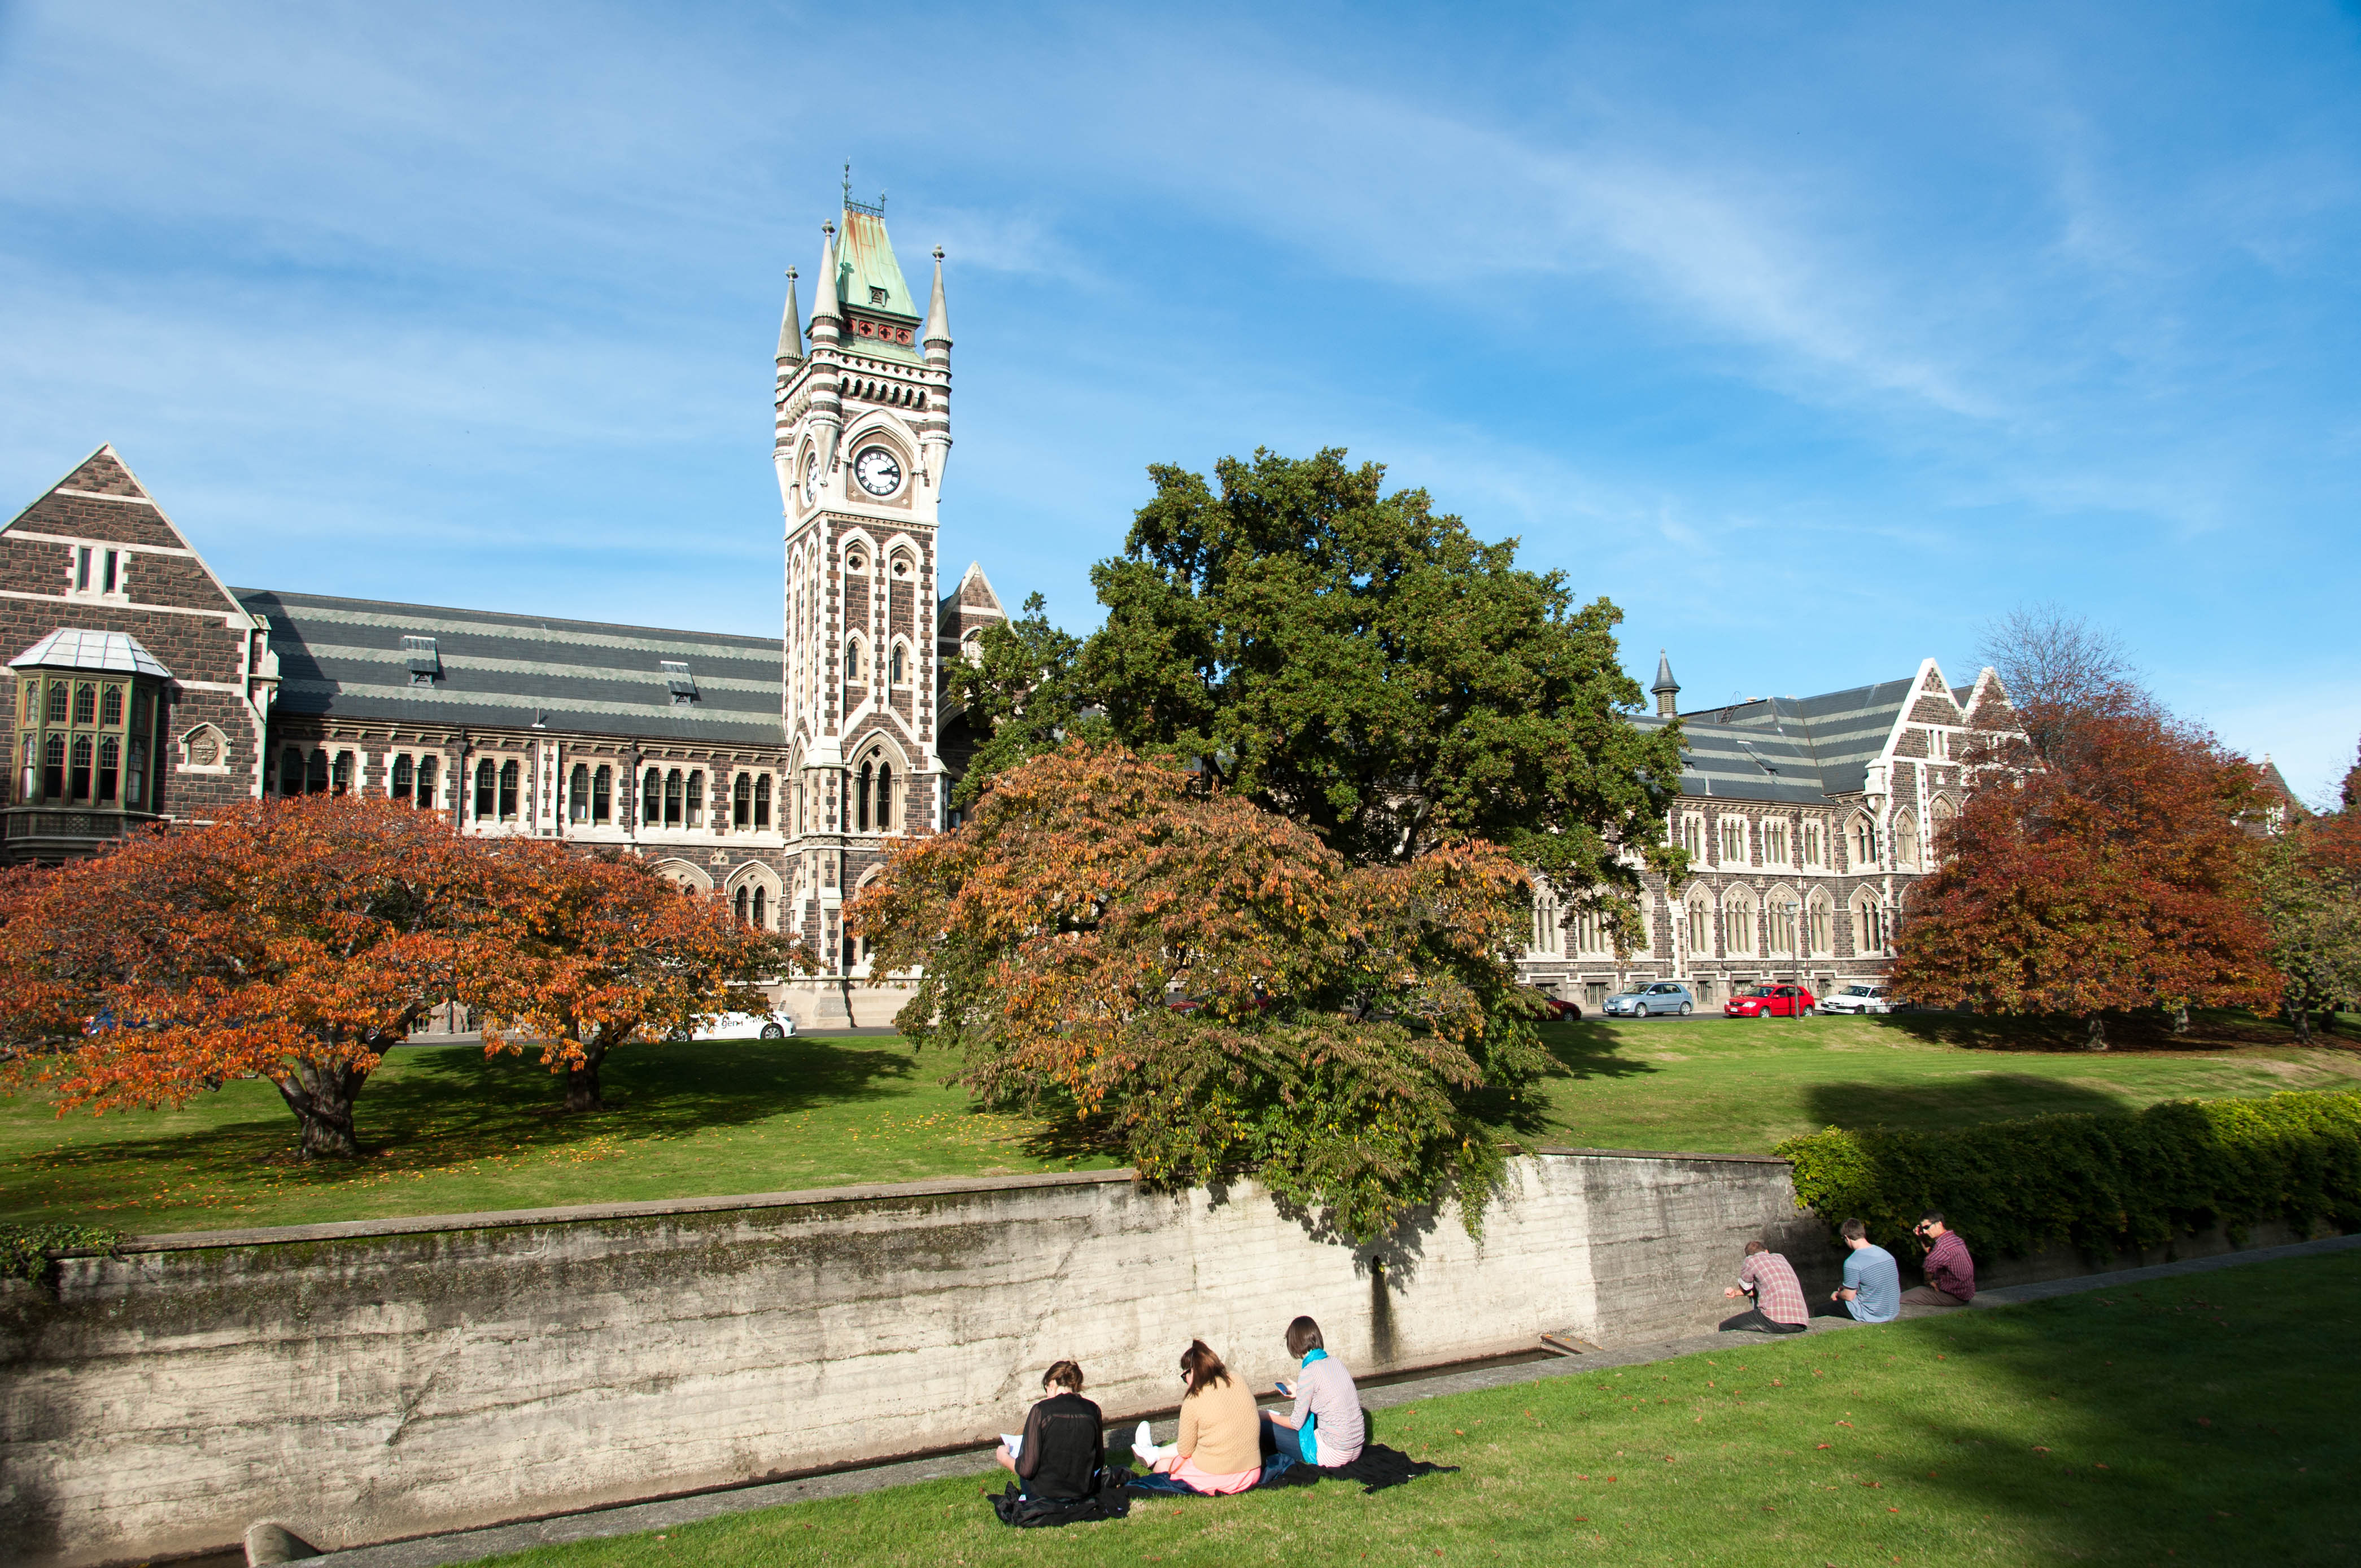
[
  {"xmin": 2085, "ymin": 1015, "xmax": 2109, "ymax": 1051},
  {"xmin": 2170, "ymin": 1004, "xmax": 2191, "ymax": 1036},
  {"xmin": 273, "ymin": 1059, "xmax": 368, "ymax": 1159},
  {"xmin": 563, "ymin": 1037, "xmax": 609, "ymax": 1112},
  {"xmin": 2289, "ymin": 1001, "xmax": 2312, "ymax": 1043}
]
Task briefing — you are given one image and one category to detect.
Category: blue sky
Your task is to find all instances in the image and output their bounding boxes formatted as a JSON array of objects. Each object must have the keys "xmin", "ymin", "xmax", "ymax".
[{"xmin": 2, "ymin": 2, "xmax": 2356, "ymax": 802}]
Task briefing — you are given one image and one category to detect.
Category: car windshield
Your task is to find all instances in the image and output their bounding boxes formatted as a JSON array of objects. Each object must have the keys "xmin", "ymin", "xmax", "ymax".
[
  {"xmin": 1739, "ymin": 986, "xmax": 1775, "ymax": 998},
  {"xmin": 1841, "ymin": 985, "xmax": 1878, "ymax": 997},
  {"xmin": 1612, "ymin": 989, "xmax": 1649, "ymax": 999}
]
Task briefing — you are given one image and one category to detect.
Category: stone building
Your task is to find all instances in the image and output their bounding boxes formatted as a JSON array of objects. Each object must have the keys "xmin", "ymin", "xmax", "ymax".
[
  {"xmin": 1513, "ymin": 654, "xmax": 2013, "ymax": 1009},
  {"xmin": 2, "ymin": 186, "xmax": 1995, "ymax": 1024}
]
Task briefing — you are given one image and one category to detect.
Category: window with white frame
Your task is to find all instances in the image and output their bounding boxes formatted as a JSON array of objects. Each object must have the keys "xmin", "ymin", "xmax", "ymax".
[
  {"xmin": 1680, "ymin": 815, "xmax": 1705, "ymax": 859},
  {"xmin": 1762, "ymin": 820, "xmax": 1790, "ymax": 867},
  {"xmin": 1723, "ymin": 888, "xmax": 1758, "ymax": 956},
  {"xmin": 1892, "ymin": 810, "xmax": 1921, "ymax": 871},
  {"xmin": 1851, "ymin": 889, "xmax": 1887, "ymax": 955},
  {"xmin": 1800, "ymin": 820, "xmax": 1827, "ymax": 869},
  {"xmin": 1806, "ymin": 890, "xmax": 1835, "ymax": 956},
  {"xmin": 1767, "ymin": 892, "xmax": 1799, "ymax": 956},
  {"xmin": 1847, "ymin": 814, "xmax": 1877, "ymax": 870},
  {"xmin": 1686, "ymin": 891, "xmax": 1713, "ymax": 955},
  {"xmin": 1718, "ymin": 817, "xmax": 1747, "ymax": 864}
]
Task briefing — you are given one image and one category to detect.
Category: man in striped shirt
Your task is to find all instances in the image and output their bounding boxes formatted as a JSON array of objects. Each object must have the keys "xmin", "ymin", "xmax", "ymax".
[{"xmin": 1721, "ymin": 1240, "xmax": 1810, "ymax": 1334}]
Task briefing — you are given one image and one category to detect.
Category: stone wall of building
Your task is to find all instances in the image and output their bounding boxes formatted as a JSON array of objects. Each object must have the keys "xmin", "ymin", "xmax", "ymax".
[{"xmin": 2, "ymin": 1152, "xmax": 1824, "ymax": 1566}]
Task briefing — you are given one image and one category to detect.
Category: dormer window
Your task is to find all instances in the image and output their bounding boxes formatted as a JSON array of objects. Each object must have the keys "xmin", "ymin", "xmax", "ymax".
[
  {"xmin": 404, "ymin": 635, "xmax": 441, "ymax": 685},
  {"xmin": 661, "ymin": 661, "xmax": 697, "ymax": 706},
  {"xmin": 869, "ymin": 286, "xmax": 888, "ymax": 305}
]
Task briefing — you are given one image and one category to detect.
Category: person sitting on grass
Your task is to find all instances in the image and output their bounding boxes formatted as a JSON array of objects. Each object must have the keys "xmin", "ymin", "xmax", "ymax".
[
  {"xmin": 1817, "ymin": 1216, "xmax": 1900, "ymax": 1323},
  {"xmin": 1261, "ymin": 1315, "xmax": 1365, "ymax": 1467},
  {"xmin": 1900, "ymin": 1211, "xmax": 1975, "ymax": 1308},
  {"xmin": 1130, "ymin": 1340, "xmax": 1263, "ymax": 1496},
  {"xmin": 993, "ymin": 1360, "xmax": 1104, "ymax": 1502},
  {"xmin": 1721, "ymin": 1240, "xmax": 1810, "ymax": 1334}
]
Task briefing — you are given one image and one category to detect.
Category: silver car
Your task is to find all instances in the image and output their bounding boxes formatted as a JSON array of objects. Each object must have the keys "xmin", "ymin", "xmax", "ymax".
[
  {"xmin": 1601, "ymin": 982, "xmax": 1695, "ymax": 1017},
  {"xmin": 1818, "ymin": 984, "xmax": 1893, "ymax": 1016}
]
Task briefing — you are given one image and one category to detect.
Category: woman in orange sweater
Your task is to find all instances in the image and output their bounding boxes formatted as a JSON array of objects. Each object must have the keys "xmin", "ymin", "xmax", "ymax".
[{"xmin": 1136, "ymin": 1340, "xmax": 1262, "ymax": 1495}]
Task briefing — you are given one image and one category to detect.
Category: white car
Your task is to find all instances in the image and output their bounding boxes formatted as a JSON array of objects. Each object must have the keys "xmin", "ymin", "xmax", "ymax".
[
  {"xmin": 684, "ymin": 1010, "xmax": 798, "ymax": 1041},
  {"xmin": 1818, "ymin": 984, "xmax": 1894, "ymax": 1016}
]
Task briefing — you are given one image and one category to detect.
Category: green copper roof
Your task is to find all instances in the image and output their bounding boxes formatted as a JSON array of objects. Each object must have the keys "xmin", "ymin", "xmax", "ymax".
[{"xmin": 835, "ymin": 207, "xmax": 919, "ymax": 321}]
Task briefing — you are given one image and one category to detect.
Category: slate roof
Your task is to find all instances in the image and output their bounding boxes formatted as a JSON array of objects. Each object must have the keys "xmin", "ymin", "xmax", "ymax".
[
  {"xmin": 9, "ymin": 628, "xmax": 174, "ymax": 678},
  {"xmin": 1637, "ymin": 677, "xmax": 1921, "ymax": 805},
  {"xmin": 237, "ymin": 589, "xmax": 785, "ymax": 746}
]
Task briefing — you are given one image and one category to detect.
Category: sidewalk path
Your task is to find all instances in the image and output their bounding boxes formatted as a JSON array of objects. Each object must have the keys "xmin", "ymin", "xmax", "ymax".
[{"xmin": 296, "ymin": 1231, "xmax": 2360, "ymax": 1568}]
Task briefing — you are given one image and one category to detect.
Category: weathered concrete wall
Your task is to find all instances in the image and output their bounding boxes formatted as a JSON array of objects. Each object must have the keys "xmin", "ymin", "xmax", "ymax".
[{"xmin": 0, "ymin": 1150, "xmax": 1821, "ymax": 1566}]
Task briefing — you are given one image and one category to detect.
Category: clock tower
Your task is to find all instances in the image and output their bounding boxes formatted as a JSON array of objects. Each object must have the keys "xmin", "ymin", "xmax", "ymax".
[{"xmin": 773, "ymin": 188, "xmax": 954, "ymax": 994}]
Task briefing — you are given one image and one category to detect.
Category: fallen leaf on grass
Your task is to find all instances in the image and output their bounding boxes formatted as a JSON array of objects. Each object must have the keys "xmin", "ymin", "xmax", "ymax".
[
  {"xmin": 2033, "ymin": 1446, "xmax": 2050, "ymax": 1453},
  {"xmin": 1817, "ymin": 1443, "xmax": 1832, "ymax": 1450}
]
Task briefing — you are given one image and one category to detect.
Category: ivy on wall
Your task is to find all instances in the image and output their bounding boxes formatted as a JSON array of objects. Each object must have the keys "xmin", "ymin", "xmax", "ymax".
[{"xmin": 0, "ymin": 1223, "xmax": 121, "ymax": 1287}]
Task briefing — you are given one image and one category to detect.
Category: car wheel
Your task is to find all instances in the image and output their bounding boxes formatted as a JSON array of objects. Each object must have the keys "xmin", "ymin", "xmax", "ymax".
[
  {"xmin": 1678, "ymin": 1002, "xmax": 1691, "ymax": 1016},
  {"xmin": 760, "ymin": 1022, "xmax": 785, "ymax": 1039}
]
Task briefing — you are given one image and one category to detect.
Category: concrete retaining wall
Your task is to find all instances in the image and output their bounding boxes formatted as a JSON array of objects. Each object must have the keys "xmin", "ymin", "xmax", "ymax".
[{"xmin": 1, "ymin": 1150, "xmax": 1822, "ymax": 1566}]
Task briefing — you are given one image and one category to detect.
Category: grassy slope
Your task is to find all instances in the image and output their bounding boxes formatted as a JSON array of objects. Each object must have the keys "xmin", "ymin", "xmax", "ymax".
[
  {"xmin": 3, "ymin": 1015, "xmax": 2356, "ymax": 1236},
  {"xmin": 462, "ymin": 1251, "xmax": 2361, "ymax": 1568}
]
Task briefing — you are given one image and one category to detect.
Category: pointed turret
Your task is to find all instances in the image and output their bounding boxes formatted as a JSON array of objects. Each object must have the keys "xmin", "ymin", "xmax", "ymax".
[
  {"xmin": 923, "ymin": 246, "xmax": 951, "ymax": 357},
  {"xmin": 1652, "ymin": 650, "xmax": 1680, "ymax": 718},
  {"xmin": 807, "ymin": 222, "xmax": 843, "ymax": 342},
  {"xmin": 776, "ymin": 267, "xmax": 804, "ymax": 365}
]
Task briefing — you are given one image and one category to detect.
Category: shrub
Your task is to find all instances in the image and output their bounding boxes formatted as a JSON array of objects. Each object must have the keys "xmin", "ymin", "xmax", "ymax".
[{"xmin": 1775, "ymin": 1091, "xmax": 2361, "ymax": 1259}]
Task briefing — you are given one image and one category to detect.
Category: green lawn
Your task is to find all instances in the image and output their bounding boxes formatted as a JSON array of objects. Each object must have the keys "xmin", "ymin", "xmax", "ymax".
[
  {"xmin": 459, "ymin": 1251, "xmax": 2361, "ymax": 1567},
  {"xmin": 2, "ymin": 1014, "xmax": 2355, "ymax": 1237}
]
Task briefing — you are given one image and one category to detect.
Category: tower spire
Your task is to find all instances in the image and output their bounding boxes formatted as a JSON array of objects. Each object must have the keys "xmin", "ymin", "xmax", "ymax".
[
  {"xmin": 808, "ymin": 221, "xmax": 842, "ymax": 339},
  {"xmin": 923, "ymin": 245, "xmax": 951, "ymax": 352},
  {"xmin": 1652, "ymin": 650, "xmax": 1681, "ymax": 718},
  {"xmin": 776, "ymin": 267, "xmax": 804, "ymax": 365}
]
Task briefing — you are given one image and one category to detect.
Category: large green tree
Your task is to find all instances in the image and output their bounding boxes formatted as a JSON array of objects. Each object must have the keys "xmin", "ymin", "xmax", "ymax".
[{"xmin": 1080, "ymin": 448, "xmax": 1684, "ymax": 938}]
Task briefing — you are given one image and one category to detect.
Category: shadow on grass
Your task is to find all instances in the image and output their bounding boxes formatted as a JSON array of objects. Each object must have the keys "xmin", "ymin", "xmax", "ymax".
[
  {"xmin": 11, "ymin": 1038, "xmax": 930, "ymax": 1196},
  {"xmin": 1861, "ymin": 1256, "xmax": 2361, "ymax": 1561},
  {"xmin": 1798, "ymin": 1073, "xmax": 2133, "ymax": 1135},
  {"xmin": 1875, "ymin": 1007, "xmax": 2319, "ymax": 1054}
]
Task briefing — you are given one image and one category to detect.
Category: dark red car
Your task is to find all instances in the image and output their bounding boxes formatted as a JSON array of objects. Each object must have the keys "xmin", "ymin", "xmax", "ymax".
[
  {"xmin": 1723, "ymin": 984, "xmax": 1816, "ymax": 1018},
  {"xmin": 1522, "ymin": 985, "xmax": 1584, "ymax": 1023}
]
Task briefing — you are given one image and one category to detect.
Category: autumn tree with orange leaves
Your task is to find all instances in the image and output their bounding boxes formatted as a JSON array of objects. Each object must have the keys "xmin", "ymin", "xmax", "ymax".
[
  {"xmin": 849, "ymin": 741, "xmax": 1548, "ymax": 1242},
  {"xmin": 472, "ymin": 846, "xmax": 807, "ymax": 1111},
  {"xmin": 1892, "ymin": 705, "xmax": 2281, "ymax": 1046},
  {"xmin": 0, "ymin": 796, "xmax": 507, "ymax": 1158}
]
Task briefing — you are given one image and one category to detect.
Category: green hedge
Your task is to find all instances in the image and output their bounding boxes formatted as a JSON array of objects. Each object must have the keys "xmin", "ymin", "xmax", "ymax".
[{"xmin": 1774, "ymin": 1090, "xmax": 2361, "ymax": 1260}]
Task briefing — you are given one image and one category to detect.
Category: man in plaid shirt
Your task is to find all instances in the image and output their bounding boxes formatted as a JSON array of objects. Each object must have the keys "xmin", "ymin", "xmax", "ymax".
[{"xmin": 1720, "ymin": 1240, "xmax": 1810, "ymax": 1334}]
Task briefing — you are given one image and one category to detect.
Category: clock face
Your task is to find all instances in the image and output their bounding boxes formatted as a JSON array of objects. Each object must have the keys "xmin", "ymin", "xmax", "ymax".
[
  {"xmin": 853, "ymin": 445, "xmax": 903, "ymax": 497},
  {"xmin": 801, "ymin": 453, "xmax": 818, "ymax": 504}
]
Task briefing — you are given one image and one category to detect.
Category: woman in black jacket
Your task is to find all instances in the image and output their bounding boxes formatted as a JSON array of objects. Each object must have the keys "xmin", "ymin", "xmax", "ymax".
[{"xmin": 994, "ymin": 1361, "xmax": 1103, "ymax": 1501}]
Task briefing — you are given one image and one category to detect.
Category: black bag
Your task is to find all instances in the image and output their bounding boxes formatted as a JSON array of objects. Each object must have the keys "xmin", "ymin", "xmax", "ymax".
[{"xmin": 988, "ymin": 1464, "xmax": 1136, "ymax": 1528}]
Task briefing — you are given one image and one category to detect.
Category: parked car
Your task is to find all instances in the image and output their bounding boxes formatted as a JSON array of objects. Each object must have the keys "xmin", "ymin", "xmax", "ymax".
[
  {"xmin": 1521, "ymin": 985, "xmax": 1584, "ymax": 1022},
  {"xmin": 1602, "ymin": 982, "xmax": 1695, "ymax": 1018},
  {"xmin": 1818, "ymin": 984, "xmax": 1895, "ymax": 1016},
  {"xmin": 1723, "ymin": 984, "xmax": 1816, "ymax": 1019},
  {"xmin": 686, "ymin": 1010, "xmax": 797, "ymax": 1040}
]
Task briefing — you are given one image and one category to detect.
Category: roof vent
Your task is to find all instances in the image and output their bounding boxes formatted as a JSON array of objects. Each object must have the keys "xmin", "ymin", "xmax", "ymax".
[
  {"xmin": 661, "ymin": 661, "xmax": 698, "ymax": 705},
  {"xmin": 403, "ymin": 636, "xmax": 441, "ymax": 685}
]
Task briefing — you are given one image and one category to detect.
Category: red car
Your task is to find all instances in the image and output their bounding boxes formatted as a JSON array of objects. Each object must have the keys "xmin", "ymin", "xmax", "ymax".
[
  {"xmin": 1723, "ymin": 984, "xmax": 1816, "ymax": 1018},
  {"xmin": 1521, "ymin": 985, "xmax": 1584, "ymax": 1023}
]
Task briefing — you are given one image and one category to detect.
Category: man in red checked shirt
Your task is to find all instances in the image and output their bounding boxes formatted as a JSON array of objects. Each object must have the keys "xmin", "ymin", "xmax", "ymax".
[
  {"xmin": 1901, "ymin": 1211, "xmax": 1975, "ymax": 1307},
  {"xmin": 1720, "ymin": 1239, "xmax": 1810, "ymax": 1334}
]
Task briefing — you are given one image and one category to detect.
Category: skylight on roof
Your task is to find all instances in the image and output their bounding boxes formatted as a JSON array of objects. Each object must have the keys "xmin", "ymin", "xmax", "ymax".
[{"xmin": 661, "ymin": 661, "xmax": 697, "ymax": 705}]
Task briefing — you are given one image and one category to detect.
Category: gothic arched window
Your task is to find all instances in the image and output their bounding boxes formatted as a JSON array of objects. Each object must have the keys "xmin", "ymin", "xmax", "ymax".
[
  {"xmin": 752, "ymin": 885, "xmax": 767, "ymax": 929},
  {"xmin": 845, "ymin": 637, "xmax": 863, "ymax": 681},
  {"xmin": 735, "ymin": 886, "xmax": 749, "ymax": 924},
  {"xmin": 876, "ymin": 763, "xmax": 893, "ymax": 829},
  {"xmin": 856, "ymin": 762, "xmax": 872, "ymax": 832},
  {"xmin": 1847, "ymin": 814, "xmax": 1878, "ymax": 870},
  {"xmin": 889, "ymin": 643, "xmax": 906, "ymax": 685}
]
